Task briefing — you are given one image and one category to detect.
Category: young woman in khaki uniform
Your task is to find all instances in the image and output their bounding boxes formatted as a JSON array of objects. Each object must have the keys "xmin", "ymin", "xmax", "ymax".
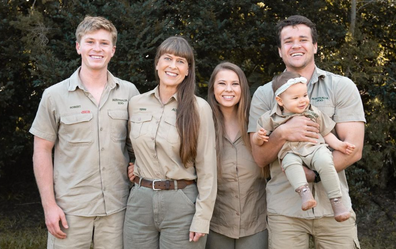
[
  {"xmin": 205, "ymin": 62, "xmax": 268, "ymax": 249},
  {"xmin": 124, "ymin": 36, "xmax": 217, "ymax": 249}
]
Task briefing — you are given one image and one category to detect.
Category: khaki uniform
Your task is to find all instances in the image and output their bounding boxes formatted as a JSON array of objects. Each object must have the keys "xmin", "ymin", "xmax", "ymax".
[
  {"xmin": 249, "ymin": 67, "xmax": 365, "ymax": 248},
  {"xmin": 257, "ymin": 104, "xmax": 341, "ymax": 198},
  {"xmin": 210, "ymin": 134, "xmax": 267, "ymax": 239},
  {"xmin": 124, "ymin": 86, "xmax": 216, "ymax": 248},
  {"xmin": 259, "ymin": 104, "xmax": 335, "ymax": 160},
  {"xmin": 30, "ymin": 68, "xmax": 139, "ymax": 216}
]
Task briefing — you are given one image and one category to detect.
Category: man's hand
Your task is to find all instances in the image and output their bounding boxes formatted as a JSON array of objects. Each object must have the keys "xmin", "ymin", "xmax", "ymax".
[
  {"xmin": 281, "ymin": 115, "xmax": 320, "ymax": 143},
  {"xmin": 251, "ymin": 115, "xmax": 320, "ymax": 167},
  {"xmin": 44, "ymin": 204, "xmax": 68, "ymax": 239},
  {"xmin": 189, "ymin": 231, "xmax": 206, "ymax": 242},
  {"xmin": 303, "ymin": 166, "xmax": 317, "ymax": 183}
]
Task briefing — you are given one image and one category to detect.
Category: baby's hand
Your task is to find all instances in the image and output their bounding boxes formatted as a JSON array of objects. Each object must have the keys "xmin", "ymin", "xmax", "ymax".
[
  {"xmin": 257, "ymin": 128, "xmax": 269, "ymax": 143},
  {"xmin": 342, "ymin": 142, "xmax": 356, "ymax": 155}
]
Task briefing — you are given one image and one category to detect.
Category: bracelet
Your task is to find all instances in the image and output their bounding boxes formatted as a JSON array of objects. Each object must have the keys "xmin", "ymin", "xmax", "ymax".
[{"xmin": 313, "ymin": 170, "xmax": 321, "ymax": 183}]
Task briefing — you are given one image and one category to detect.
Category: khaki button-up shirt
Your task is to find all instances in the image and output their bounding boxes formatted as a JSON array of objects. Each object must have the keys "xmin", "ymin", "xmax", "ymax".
[
  {"xmin": 249, "ymin": 67, "xmax": 366, "ymax": 218},
  {"xmin": 30, "ymin": 68, "xmax": 139, "ymax": 216},
  {"xmin": 128, "ymin": 86, "xmax": 217, "ymax": 233},
  {"xmin": 258, "ymin": 104, "xmax": 335, "ymax": 160},
  {"xmin": 210, "ymin": 134, "xmax": 267, "ymax": 239}
]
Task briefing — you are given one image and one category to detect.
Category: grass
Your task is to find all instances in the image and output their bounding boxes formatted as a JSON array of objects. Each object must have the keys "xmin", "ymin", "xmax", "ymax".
[{"xmin": 0, "ymin": 201, "xmax": 47, "ymax": 249}]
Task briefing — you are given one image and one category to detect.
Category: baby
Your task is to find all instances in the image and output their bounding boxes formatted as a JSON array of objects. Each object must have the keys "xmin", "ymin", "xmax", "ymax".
[{"xmin": 252, "ymin": 71, "xmax": 354, "ymax": 222}]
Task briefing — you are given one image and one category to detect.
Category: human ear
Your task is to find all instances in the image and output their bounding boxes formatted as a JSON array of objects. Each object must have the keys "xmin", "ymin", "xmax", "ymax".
[
  {"xmin": 275, "ymin": 96, "xmax": 283, "ymax": 106},
  {"xmin": 76, "ymin": 42, "xmax": 81, "ymax": 55}
]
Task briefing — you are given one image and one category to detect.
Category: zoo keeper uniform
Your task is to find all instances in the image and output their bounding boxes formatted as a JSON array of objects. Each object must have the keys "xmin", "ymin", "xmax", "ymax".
[
  {"xmin": 123, "ymin": 86, "xmax": 217, "ymax": 249},
  {"xmin": 257, "ymin": 104, "xmax": 342, "ymax": 198},
  {"xmin": 30, "ymin": 68, "xmax": 139, "ymax": 248},
  {"xmin": 248, "ymin": 67, "xmax": 365, "ymax": 249},
  {"xmin": 206, "ymin": 132, "xmax": 268, "ymax": 249}
]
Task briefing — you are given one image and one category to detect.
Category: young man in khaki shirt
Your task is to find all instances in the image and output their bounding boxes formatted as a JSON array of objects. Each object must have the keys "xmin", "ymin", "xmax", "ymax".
[
  {"xmin": 30, "ymin": 16, "xmax": 139, "ymax": 248},
  {"xmin": 249, "ymin": 15, "xmax": 365, "ymax": 248}
]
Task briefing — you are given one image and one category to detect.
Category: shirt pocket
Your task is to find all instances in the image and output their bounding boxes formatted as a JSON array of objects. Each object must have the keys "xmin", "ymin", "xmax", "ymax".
[
  {"xmin": 130, "ymin": 114, "xmax": 152, "ymax": 139},
  {"xmin": 60, "ymin": 113, "xmax": 93, "ymax": 145},
  {"xmin": 108, "ymin": 110, "xmax": 128, "ymax": 142},
  {"xmin": 310, "ymin": 101, "xmax": 335, "ymax": 119},
  {"xmin": 163, "ymin": 116, "xmax": 179, "ymax": 144}
]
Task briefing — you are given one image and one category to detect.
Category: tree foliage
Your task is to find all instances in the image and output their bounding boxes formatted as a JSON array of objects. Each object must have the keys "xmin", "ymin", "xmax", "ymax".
[{"xmin": 0, "ymin": 0, "xmax": 395, "ymax": 210}]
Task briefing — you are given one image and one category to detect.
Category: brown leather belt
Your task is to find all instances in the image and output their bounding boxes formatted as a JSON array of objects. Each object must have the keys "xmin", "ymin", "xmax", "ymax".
[{"xmin": 133, "ymin": 176, "xmax": 195, "ymax": 190}]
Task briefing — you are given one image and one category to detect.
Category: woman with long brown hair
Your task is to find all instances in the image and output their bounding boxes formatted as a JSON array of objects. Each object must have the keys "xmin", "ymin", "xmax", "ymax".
[
  {"xmin": 206, "ymin": 62, "xmax": 268, "ymax": 249},
  {"xmin": 123, "ymin": 36, "xmax": 217, "ymax": 249}
]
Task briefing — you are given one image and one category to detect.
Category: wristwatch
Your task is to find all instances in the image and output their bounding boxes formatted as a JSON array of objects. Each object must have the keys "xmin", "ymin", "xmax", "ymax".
[{"xmin": 313, "ymin": 170, "xmax": 321, "ymax": 183}]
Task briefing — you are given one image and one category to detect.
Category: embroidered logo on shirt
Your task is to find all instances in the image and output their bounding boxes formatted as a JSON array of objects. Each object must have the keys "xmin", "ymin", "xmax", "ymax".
[
  {"xmin": 139, "ymin": 108, "xmax": 146, "ymax": 111},
  {"xmin": 70, "ymin": 105, "xmax": 81, "ymax": 109},
  {"xmin": 311, "ymin": 96, "xmax": 329, "ymax": 103},
  {"xmin": 81, "ymin": 110, "xmax": 91, "ymax": 114},
  {"xmin": 172, "ymin": 108, "xmax": 177, "ymax": 111},
  {"xmin": 113, "ymin": 98, "xmax": 127, "ymax": 105}
]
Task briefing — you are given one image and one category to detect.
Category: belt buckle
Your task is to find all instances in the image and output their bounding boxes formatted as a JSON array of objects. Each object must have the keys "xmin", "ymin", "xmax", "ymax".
[{"xmin": 152, "ymin": 179, "xmax": 162, "ymax": 191}]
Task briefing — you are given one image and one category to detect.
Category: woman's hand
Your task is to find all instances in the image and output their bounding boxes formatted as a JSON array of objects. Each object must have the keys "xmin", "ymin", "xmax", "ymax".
[
  {"xmin": 189, "ymin": 231, "xmax": 206, "ymax": 242},
  {"xmin": 127, "ymin": 162, "xmax": 135, "ymax": 182}
]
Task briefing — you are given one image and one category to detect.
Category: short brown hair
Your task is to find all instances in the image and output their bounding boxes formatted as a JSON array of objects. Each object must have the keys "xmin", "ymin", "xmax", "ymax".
[
  {"xmin": 275, "ymin": 15, "xmax": 318, "ymax": 48},
  {"xmin": 75, "ymin": 16, "xmax": 117, "ymax": 45}
]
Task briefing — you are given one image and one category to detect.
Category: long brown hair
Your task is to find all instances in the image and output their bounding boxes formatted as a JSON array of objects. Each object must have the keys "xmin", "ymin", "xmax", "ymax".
[
  {"xmin": 154, "ymin": 36, "xmax": 199, "ymax": 166},
  {"xmin": 207, "ymin": 62, "xmax": 251, "ymax": 170}
]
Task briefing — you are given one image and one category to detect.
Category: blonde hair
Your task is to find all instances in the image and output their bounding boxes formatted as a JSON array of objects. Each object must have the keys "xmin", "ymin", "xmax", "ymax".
[
  {"xmin": 75, "ymin": 16, "xmax": 117, "ymax": 45},
  {"xmin": 154, "ymin": 36, "xmax": 199, "ymax": 166}
]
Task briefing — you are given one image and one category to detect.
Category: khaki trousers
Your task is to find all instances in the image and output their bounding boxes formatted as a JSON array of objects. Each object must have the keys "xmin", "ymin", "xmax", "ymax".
[
  {"xmin": 268, "ymin": 211, "xmax": 360, "ymax": 249},
  {"xmin": 123, "ymin": 184, "xmax": 206, "ymax": 249},
  {"xmin": 47, "ymin": 210, "xmax": 125, "ymax": 249}
]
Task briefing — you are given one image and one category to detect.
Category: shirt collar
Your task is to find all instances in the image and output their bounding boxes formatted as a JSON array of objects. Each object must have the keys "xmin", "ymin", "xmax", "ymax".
[
  {"xmin": 309, "ymin": 66, "xmax": 326, "ymax": 85},
  {"xmin": 67, "ymin": 67, "xmax": 118, "ymax": 92},
  {"xmin": 152, "ymin": 85, "xmax": 178, "ymax": 103}
]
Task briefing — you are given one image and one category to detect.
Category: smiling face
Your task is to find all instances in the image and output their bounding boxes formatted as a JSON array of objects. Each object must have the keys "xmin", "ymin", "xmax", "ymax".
[
  {"xmin": 276, "ymin": 82, "xmax": 309, "ymax": 114},
  {"xmin": 156, "ymin": 53, "xmax": 189, "ymax": 89},
  {"xmin": 76, "ymin": 29, "xmax": 115, "ymax": 72},
  {"xmin": 214, "ymin": 69, "xmax": 241, "ymax": 110},
  {"xmin": 278, "ymin": 24, "xmax": 317, "ymax": 73}
]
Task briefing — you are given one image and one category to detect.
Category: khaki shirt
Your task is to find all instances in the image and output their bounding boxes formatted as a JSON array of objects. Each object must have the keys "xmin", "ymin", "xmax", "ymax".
[
  {"xmin": 128, "ymin": 86, "xmax": 217, "ymax": 233},
  {"xmin": 248, "ymin": 67, "xmax": 366, "ymax": 218},
  {"xmin": 210, "ymin": 134, "xmax": 267, "ymax": 239},
  {"xmin": 30, "ymin": 68, "xmax": 139, "ymax": 216},
  {"xmin": 258, "ymin": 104, "xmax": 335, "ymax": 159}
]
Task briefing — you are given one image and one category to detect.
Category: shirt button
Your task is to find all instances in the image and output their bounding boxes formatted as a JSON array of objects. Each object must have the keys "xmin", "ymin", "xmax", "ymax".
[
  {"xmin": 151, "ymin": 137, "xmax": 154, "ymax": 140},
  {"xmin": 102, "ymin": 167, "xmax": 105, "ymax": 171},
  {"xmin": 100, "ymin": 127, "xmax": 103, "ymax": 131},
  {"xmin": 101, "ymin": 148, "xmax": 104, "ymax": 151},
  {"xmin": 236, "ymin": 212, "xmax": 239, "ymax": 216},
  {"xmin": 235, "ymin": 195, "xmax": 238, "ymax": 198}
]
